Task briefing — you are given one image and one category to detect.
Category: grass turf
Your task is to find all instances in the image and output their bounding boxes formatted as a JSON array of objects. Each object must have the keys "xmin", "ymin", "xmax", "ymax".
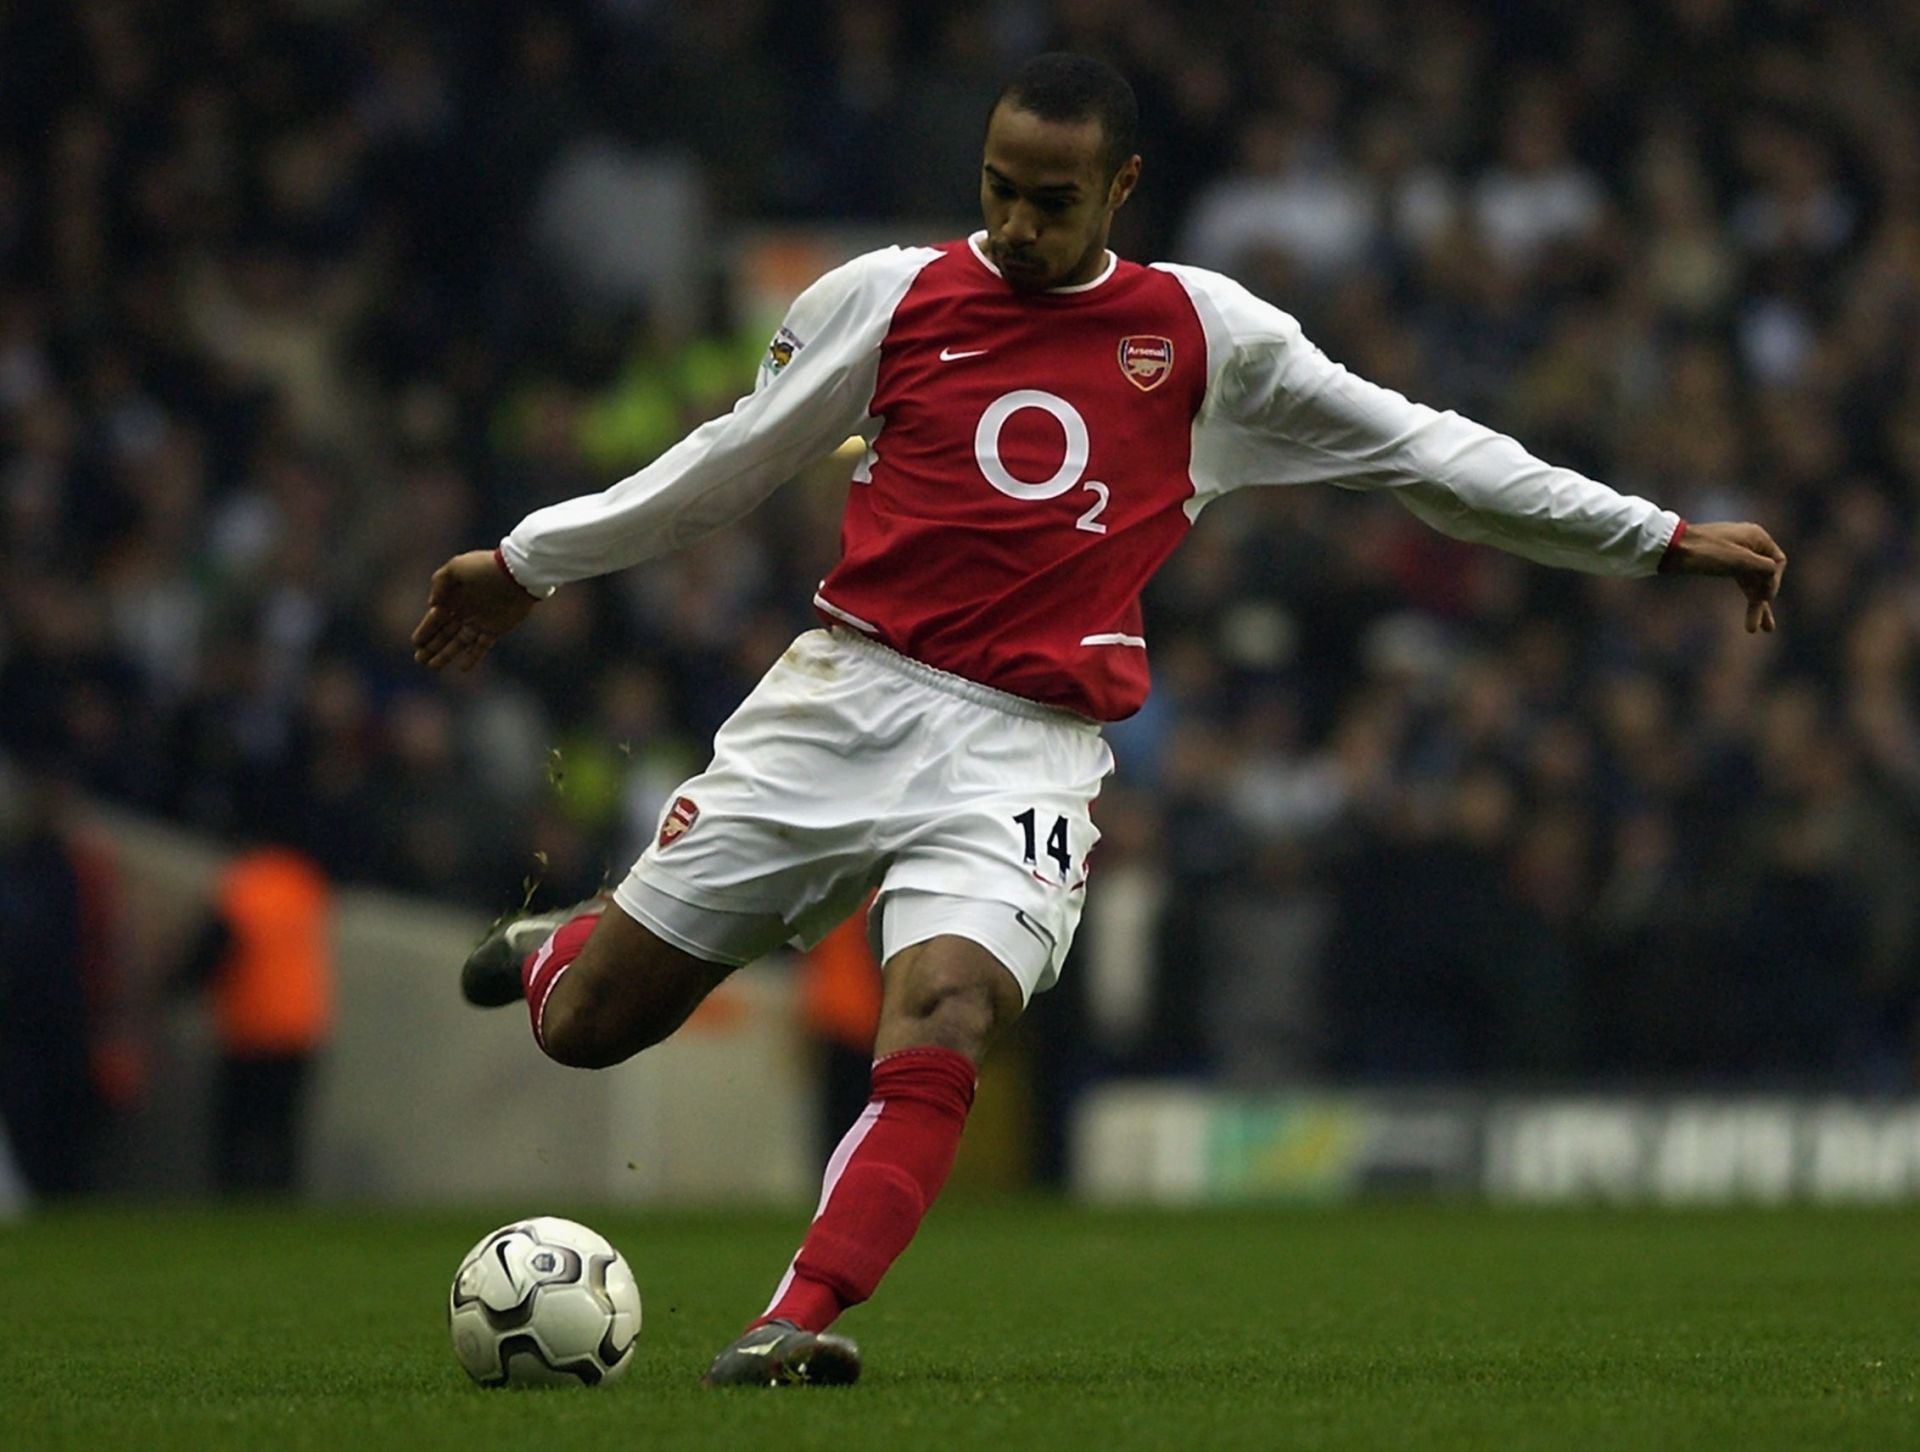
[{"xmin": 5, "ymin": 1200, "xmax": 1919, "ymax": 1450}]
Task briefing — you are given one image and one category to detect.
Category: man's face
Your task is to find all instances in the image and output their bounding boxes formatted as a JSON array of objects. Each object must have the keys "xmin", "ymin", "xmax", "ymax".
[{"xmin": 980, "ymin": 102, "xmax": 1138, "ymax": 292}]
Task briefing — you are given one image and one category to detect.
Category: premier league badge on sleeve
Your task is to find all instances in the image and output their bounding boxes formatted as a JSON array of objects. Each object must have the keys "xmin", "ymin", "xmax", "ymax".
[
  {"xmin": 764, "ymin": 326, "xmax": 803, "ymax": 377},
  {"xmin": 1118, "ymin": 335, "xmax": 1173, "ymax": 391}
]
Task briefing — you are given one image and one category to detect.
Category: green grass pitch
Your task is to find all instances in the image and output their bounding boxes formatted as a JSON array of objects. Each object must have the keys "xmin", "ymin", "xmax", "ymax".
[{"xmin": 7, "ymin": 1200, "xmax": 1920, "ymax": 1450}]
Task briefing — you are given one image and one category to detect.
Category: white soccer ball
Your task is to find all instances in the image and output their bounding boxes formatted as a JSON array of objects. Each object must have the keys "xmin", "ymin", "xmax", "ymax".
[{"xmin": 448, "ymin": 1216, "xmax": 642, "ymax": 1387}]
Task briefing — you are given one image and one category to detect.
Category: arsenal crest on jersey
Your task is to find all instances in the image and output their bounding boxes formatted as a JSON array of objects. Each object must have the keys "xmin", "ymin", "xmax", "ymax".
[
  {"xmin": 658, "ymin": 795, "xmax": 700, "ymax": 848},
  {"xmin": 1118, "ymin": 335, "xmax": 1174, "ymax": 391}
]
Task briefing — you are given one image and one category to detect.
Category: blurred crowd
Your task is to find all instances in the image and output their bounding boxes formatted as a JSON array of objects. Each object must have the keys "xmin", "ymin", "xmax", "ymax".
[{"xmin": 6, "ymin": 0, "xmax": 1920, "ymax": 1102}]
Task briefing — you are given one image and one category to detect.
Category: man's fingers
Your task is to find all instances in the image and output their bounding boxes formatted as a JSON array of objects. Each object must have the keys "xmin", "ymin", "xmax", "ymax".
[
  {"xmin": 419, "ymin": 620, "xmax": 482, "ymax": 670},
  {"xmin": 413, "ymin": 613, "xmax": 461, "ymax": 660},
  {"xmin": 1725, "ymin": 544, "xmax": 1777, "ymax": 585},
  {"xmin": 428, "ymin": 637, "xmax": 473, "ymax": 670},
  {"xmin": 422, "ymin": 635, "xmax": 464, "ymax": 670},
  {"xmin": 414, "ymin": 607, "xmax": 502, "ymax": 671},
  {"xmin": 1672, "ymin": 524, "xmax": 1784, "ymax": 636},
  {"xmin": 445, "ymin": 631, "xmax": 494, "ymax": 672},
  {"xmin": 447, "ymin": 626, "xmax": 496, "ymax": 671},
  {"xmin": 1743, "ymin": 593, "xmax": 1778, "ymax": 634},
  {"xmin": 1741, "ymin": 530, "xmax": 1787, "ymax": 595}
]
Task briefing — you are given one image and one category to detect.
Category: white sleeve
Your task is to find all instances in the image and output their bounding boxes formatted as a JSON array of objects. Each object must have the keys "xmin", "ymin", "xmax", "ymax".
[
  {"xmin": 498, "ymin": 246, "xmax": 940, "ymax": 594},
  {"xmin": 1157, "ymin": 264, "xmax": 1682, "ymax": 577}
]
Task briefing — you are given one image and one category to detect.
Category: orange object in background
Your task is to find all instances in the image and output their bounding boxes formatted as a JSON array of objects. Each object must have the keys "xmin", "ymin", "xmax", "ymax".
[
  {"xmin": 801, "ymin": 901, "xmax": 882, "ymax": 1051},
  {"xmin": 212, "ymin": 847, "xmax": 333, "ymax": 1055}
]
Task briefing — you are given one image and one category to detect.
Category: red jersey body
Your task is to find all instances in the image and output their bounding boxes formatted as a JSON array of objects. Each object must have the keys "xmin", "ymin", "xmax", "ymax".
[
  {"xmin": 814, "ymin": 240, "xmax": 1206, "ymax": 720},
  {"xmin": 502, "ymin": 236, "xmax": 1679, "ymax": 722}
]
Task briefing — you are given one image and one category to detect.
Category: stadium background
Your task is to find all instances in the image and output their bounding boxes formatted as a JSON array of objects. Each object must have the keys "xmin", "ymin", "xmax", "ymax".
[{"xmin": 5, "ymin": 0, "xmax": 1920, "ymax": 1210}]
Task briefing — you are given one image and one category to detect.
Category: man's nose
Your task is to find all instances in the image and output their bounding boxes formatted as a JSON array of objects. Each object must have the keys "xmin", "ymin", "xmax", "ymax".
[{"xmin": 1002, "ymin": 205, "xmax": 1039, "ymax": 245}]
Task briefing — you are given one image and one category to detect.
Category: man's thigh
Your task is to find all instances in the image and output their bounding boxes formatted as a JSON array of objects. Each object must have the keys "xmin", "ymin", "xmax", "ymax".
[{"xmin": 540, "ymin": 901, "xmax": 737, "ymax": 1065}]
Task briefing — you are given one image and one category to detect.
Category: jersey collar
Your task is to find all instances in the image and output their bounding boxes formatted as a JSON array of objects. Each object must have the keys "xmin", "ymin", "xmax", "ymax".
[{"xmin": 967, "ymin": 232, "xmax": 1118, "ymax": 294}]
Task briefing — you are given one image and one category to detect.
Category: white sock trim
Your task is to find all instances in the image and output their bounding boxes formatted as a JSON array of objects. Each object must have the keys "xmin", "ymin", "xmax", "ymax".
[
  {"xmin": 761, "ymin": 1098, "xmax": 886, "ymax": 1317},
  {"xmin": 527, "ymin": 930, "xmax": 571, "ymax": 1051}
]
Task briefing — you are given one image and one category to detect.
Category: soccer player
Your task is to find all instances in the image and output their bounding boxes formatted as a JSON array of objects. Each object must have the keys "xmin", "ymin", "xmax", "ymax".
[{"xmin": 413, "ymin": 54, "xmax": 1784, "ymax": 1386}]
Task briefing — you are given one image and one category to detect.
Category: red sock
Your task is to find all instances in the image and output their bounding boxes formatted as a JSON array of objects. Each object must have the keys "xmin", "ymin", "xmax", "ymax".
[
  {"xmin": 521, "ymin": 910, "xmax": 602, "ymax": 1053},
  {"xmin": 757, "ymin": 1046, "xmax": 977, "ymax": 1333}
]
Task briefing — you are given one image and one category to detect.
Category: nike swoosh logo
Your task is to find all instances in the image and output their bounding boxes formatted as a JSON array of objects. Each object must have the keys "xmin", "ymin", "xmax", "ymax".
[
  {"xmin": 939, "ymin": 347, "xmax": 989, "ymax": 361},
  {"xmin": 1013, "ymin": 909, "xmax": 1054, "ymax": 950}
]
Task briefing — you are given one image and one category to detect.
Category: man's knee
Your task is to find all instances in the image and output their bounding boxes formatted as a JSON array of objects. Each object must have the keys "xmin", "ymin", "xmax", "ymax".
[
  {"xmin": 904, "ymin": 972, "xmax": 1000, "ymax": 1049},
  {"xmin": 877, "ymin": 938, "xmax": 1024, "ymax": 1061}
]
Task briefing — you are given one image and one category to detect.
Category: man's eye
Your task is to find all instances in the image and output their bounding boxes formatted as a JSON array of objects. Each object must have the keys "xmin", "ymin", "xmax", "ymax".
[
  {"xmin": 990, "ymin": 183, "xmax": 1015, "ymax": 198},
  {"xmin": 1040, "ymin": 198, "xmax": 1071, "ymax": 213}
]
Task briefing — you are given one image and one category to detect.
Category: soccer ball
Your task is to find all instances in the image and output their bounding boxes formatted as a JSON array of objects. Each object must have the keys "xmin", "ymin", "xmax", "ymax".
[{"xmin": 448, "ymin": 1216, "xmax": 642, "ymax": 1387}]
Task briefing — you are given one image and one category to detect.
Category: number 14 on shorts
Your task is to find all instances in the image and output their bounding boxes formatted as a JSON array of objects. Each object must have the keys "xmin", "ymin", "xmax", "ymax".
[{"xmin": 1012, "ymin": 806, "xmax": 1073, "ymax": 877}]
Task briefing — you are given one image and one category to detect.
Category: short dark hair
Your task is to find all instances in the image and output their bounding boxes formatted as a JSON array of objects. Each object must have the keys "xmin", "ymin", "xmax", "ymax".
[{"xmin": 993, "ymin": 53, "xmax": 1138, "ymax": 179}]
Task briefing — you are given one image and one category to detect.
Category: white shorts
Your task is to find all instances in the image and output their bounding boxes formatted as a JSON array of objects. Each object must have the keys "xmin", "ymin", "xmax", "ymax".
[{"xmin": 612, "ymin": 629, "xmax": 1113, "ymax": 1001}]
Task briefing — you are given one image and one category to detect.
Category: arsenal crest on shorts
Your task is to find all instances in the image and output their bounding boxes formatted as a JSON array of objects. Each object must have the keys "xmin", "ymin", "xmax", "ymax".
[
  {"xmin": 659, "ymin": 795, "xmax": 700, "ymax": 848},
  {"xmin": 1118, "ymin": 335, "xmax": 1174, "ymax": 391}
]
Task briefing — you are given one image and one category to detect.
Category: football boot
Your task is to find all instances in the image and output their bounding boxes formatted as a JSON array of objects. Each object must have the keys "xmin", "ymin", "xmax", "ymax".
[
  {"xmin": 460, "ymin": 897, "xmax": 604, "ymax": 1007},
  {"xmin": 701, "ymin": 1318, "xmax": 862, "ymax": 1388}
]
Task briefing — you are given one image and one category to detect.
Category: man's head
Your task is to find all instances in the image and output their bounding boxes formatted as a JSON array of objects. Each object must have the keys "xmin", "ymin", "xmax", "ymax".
[{"xmin": 981, "ymin": 53, "xmax": 1140, "ymax": 292}]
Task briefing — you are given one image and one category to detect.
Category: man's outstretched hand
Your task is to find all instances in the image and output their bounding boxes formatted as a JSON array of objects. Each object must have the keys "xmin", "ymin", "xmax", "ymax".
[
  {"xmin": 412, "ymin": 550, "xmax": 539, "ymax": 671},
  {"xmin": 1665, "ymin": 521, "xmax": 1787, "ymax": 634}
]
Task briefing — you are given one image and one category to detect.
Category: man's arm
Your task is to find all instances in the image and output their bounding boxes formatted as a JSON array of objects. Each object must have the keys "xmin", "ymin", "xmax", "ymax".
[
  {"xmin": 413, "ymin": 246, "xmax": 941, "ymax": 672},
  {"xmin": 1160, "ymin": 264, "xmax": 1785, "ymax": 631}
]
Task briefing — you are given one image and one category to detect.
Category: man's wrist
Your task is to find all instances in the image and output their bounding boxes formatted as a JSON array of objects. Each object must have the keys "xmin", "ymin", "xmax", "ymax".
[
  {"xmin": 1657, "ymin": 518, "xmax": 1689, "ymax": 575},
  {"xmin": 492, "ymin": 546, "xmax": 539, "ymax": 601}
]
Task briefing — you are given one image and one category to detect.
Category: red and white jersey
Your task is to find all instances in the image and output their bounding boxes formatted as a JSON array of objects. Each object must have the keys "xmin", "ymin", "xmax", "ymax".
[{"xmin": 501, "ymin": 234, "xmax": 1681, "ymax": 721}]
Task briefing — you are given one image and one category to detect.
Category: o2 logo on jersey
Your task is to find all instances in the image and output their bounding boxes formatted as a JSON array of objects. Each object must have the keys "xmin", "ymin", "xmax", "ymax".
[{"xmin": 973, "ymin": 389, "xmax": 1109, "ymax": 534}]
